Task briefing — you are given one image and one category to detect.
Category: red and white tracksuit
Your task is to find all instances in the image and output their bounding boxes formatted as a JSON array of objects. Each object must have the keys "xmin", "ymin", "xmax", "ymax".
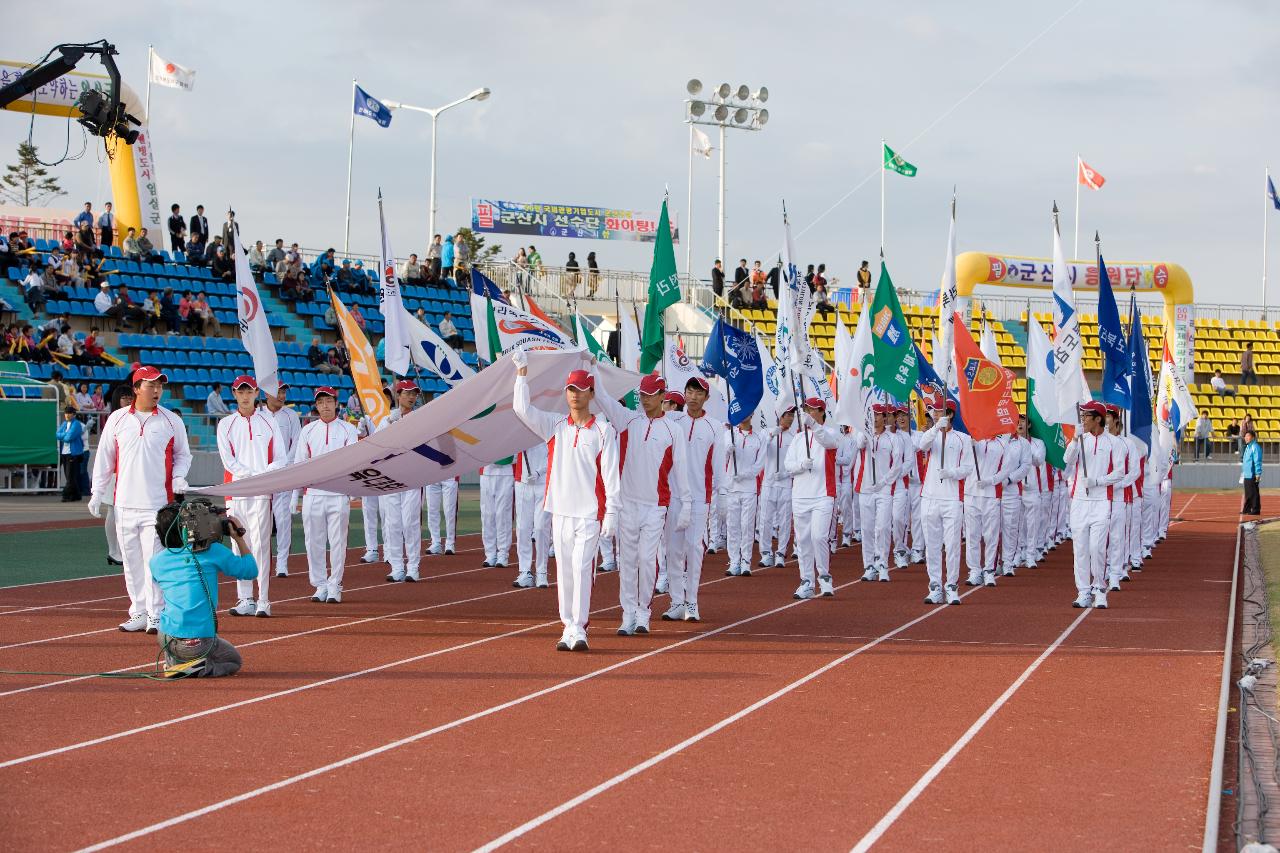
[
  {"xmin": 914, "ymin": 424, "xmax": 973, "ymax": 590},
  {"xmin": 593, "ymin": 394, "xmax": 691, "ymax": 623},
  {"xmin": 835, "ymin": 432, "xmax": 857, "ymax": 546},
  {"xmin": 785, "ymin": 422, "xmax": 842, "ymax": 585},
  {"xmin": 480, "ymin": 462, "xmax": 514, "ymax": 566},
  {"xmin": 217, "ymin": 409, "xmax": 287, "ymax": 604},
  {"xmin": 888, "ymin": 427, "xmax": 914, "ymax": 562},
  {"xmin": 294, "ymin": 416, "xmax": 358, "ymax": 593},
  {"xmin": 998, "ymin": 436, "xmax": 1032, "ymax": 572},
  {"xmin": 425, "ymin": 478, "xmax": 459, "ymax": 554},
  {"xmin": 1019, "ymin": 438, "xmax": 1048, "ymax": 563},
  {"xmin": 268, "ymin": 404, "xmax": 302, "ymax": 573},
  {"xmin": 1106, "ymin": 434, "xmax": 1144, "ymax": 584},
  {"xmin": 721, "ymin": 427, "xmax": 765, "ymax": 572},
  {"xmin": 513, "ymin": 375, "xmax": 620, "ymax": 641},
  {"xmin": 91, "ymin": 405, "xmax": 192, "ymax": 618},
  {"xmin": 1066, "ymin": 432, "xmax": 1124, "ymax": 596},
  {"xmin": 963, "ymin": 436, "xmax": 1010, "ymax": 580},
  {"xmin": 757, "ymin": 427, "xmax": 795, "ymax": 562},
  {"xmin": 1125, "ymin": 436, "xmax": 1147, "ymax": 567},
  {"xmin": 1143, "ymin": 446, "xmax": 1169, "ymax": 550},
  {"xmin": 376, "ymin": 409, "xmax": 423, "ymax": 580},
  {"xmin": 356, "ymin": 415, "xmax": 380, "ymax": 559},
  {"xmin": 514, "ymin": 444, "xmax": 550, "ymax": 584},
  {"xmin": 852, "ymin": 428, "xmax": 899, "ymax": 571},
  {"xmin": 665, "ymin": 410, "xmax": 722, "ymax": 609}
]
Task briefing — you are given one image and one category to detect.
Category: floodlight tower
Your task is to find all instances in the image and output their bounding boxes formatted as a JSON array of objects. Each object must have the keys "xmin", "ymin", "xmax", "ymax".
[{"xmin": 684, "ymin": 79, "xmax": 769, "ymax": 274}]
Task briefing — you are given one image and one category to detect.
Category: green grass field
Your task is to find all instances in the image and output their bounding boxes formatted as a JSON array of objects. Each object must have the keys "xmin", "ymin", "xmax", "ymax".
[{"xmin": 0, "ymin": 493, "xmax": 483, "ymax": 588}]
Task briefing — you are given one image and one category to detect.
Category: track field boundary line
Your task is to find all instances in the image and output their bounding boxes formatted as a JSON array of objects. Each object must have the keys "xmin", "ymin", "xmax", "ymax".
[{"xmin": 1201, "ymin": 521, "xmax": 1242, "ymax": 853}]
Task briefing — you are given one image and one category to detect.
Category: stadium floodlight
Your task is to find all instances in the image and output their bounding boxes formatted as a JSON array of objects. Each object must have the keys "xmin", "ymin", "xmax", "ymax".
[
  {"xmin": 689, "ymin": 100, "xmax": 706, "ymax": 117},
  {"xmin": 733, "ymin": 107, "xmax": 749, "ymax": 124},
  {"xmin": 755, "ymin": 108, "xmax": 769, "ymax": 126},
  {"xmin": 735, "ymin": 84, "xmax": 750, "ymax": 101},
  {"xmin": 713, "ymin": 104, "xmax": 729, "ymax": 122},
  {"xmin": 716, "ymin": 82, "xmax": 731, "ymax": 99},
  {"xmin": 687, "ymin": 78, "xmax": 703, "ymax": 95},
  {"xmin": 753, "ymin": 86, "xmax": 769, "ymax": 103}
]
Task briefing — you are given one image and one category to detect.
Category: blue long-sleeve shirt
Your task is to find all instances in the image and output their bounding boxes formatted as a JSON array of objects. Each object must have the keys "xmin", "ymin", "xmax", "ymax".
[
  {"xmin": 56, "ymin": 419, "xmax": 84, "ymax": 456},
  {"xmin": 150, "ymin": 542, "xmax": 258, "ymax": 638},
  {"xmin": 1242, "ymin": 441, "xmax": 1263, "ymax": 480}
]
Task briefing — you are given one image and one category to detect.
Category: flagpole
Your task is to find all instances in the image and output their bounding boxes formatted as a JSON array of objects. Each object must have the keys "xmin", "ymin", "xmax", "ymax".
[
  {"xmin": 879, "ymin": 139, "xmax": 886, "ymax": 253},
  {"xmin": 1265, "ymin": 166, "xmax": 1270, "ymax": 319},
  {"xmin": 685, "ymin": 125, "xmax": 694, "ymax": 279},
  {"xmin": 344, "ymin": 79, "xmax": 357, "ymax": 255},
  {"xmin": 144, "ymin": 46, "xmax": 153, "ymax": 128},
  {"xmin": 1073, "ymin": 155, "xmax": 1081, "ymax": 260}
]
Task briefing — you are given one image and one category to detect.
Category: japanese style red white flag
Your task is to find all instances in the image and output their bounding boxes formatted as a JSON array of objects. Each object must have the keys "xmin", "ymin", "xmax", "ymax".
[
  {"xmin": 1078, "ymin": 158, "xmax": 1106, "ymax": 190},
  {"xmin": 233, "ymin": 229, "xmax": 280, "ymax": 396},
  {"xmin": 148, "ymin": 50, "xmax": 196, "ymax": 91}
]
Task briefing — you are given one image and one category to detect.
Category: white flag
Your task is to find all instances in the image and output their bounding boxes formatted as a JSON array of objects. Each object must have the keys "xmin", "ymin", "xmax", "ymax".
[
  {"xmin": 936, "ymin": 197, "xmax": 958, "ymax": 389},
  {"xmin": 837, "ymin": 301, "xmax": 878, "ymax": 430},
  {"xmin": 1049, "ymin": 211, "xmax": 1090, "ymax": 422},
  {"xmin": 233, "ymin": 231, "xmax": 279, "ymax": 397},
  {"xmin": 1026, "ymin": 315, "xmax": 1056, "ymax": 420},
  {"xmin": 754, "ymin": 334, "xmax": 782, "ymax": 430},
  {"xmin": 1155, "ymin": 341, "xmax": 1198, "ymax": 453},
  {"xmin": 619, "ymin": 304, "xmax": 643, "ymax": 372},
  {"xmin": 691, "ymin": 128, "xmax": 713, "ymax": 159},
  {"xmin": 664, "ymin": 336, "xmax": 727, "ymax": 421},
  {"xmin": 148, "ymin": 51, "xmax": 195, "ymax": 91},
  {"xmin": 404, "ymin": 310, "xmax": 474, "ymax": 386},
  {"xmin": 377, "ymin": 193, "xmax": 413, "ymax": 377},
  {"xmin": 980, "ymin": 320, "xmax": 1001, "ymax": 365}
]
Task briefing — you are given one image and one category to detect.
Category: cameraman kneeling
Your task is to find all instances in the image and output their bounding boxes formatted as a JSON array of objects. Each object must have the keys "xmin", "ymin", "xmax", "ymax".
[{"xmin": 150, "ymin": 501, "xmax": 259, "ymax": 678}]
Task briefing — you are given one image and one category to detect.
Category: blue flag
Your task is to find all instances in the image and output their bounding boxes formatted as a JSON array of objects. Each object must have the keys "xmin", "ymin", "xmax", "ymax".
[
  {"xmin": 1270, "ymin": 176, "xmax": 1280, "ymax": 211},
  {"xmin": 1127, "ymin": 297, "xmax": 1153, "ymax": 452},
  {"xmin": 469, "ymin": 268, "xmax": 510, "ymax": 304},
  {"xmin": 354, "ymin": 85, "xmax": 392, "ymax": 127},
  {"xmin": 1097, "ymin": 255, "xmax": 1132, "ymax": 408},
  {"xmin": 913, "ymin": 342, "xmax": 968, "ymax": 435},
  {"xmin": 702, "ymin": 318, "xmax": 763, "ymax": 425}
]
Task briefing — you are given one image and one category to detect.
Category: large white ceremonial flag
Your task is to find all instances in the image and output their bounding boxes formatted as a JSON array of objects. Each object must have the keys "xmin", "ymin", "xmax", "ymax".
[
  {"xmin": 836, "ymin": 298, "xmax": 877, "ymax": 430},
  {"xmin": 1049, "ymin": 207, "xmax": 1091, "ymax": 422},
  {"xmin": 233, "ymin": 230, "xmax": 279, "ymax": 396},
  {"xmin": 404, "ymin": 310, "xmax": 474, "ymax": 386},
  {"xmin": 378, "ymin": 192, "xmax": 413, "ymax": 377},
  {"xmin": 935, "ymin": 196, "xmax": 959, "ymax": 388}
]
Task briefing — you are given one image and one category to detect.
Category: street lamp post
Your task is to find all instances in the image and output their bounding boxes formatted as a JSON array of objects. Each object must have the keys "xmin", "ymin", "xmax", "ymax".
[
  {"xmin": 683, "ymin": 80, "xmax": 768, "ymax": 276},
  {"xmin": 384, "ymin": 87, "xmax": 491, "ymax": 241}
]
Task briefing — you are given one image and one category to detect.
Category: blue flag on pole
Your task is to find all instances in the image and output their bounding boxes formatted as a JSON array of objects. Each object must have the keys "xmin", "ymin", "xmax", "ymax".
[
  {"xmin": 1097, "ymin": 255, "xmax": 1132, "ymax": 408},
  {"xmin": 1269, "ymin": 176, "xmax": 1280, "ymax": 211},
  {"xmin": 469, "ymin": 268, "xmax": 510, "ymax": 304},
  {"xmin": 354, "ymin": 85, "xmax": 392, "ymax": 127},
  {"xmin": 702, "ymin": 318, "xmax": 763, "ymax": 425},
  {"xmin": 913, "ymin": 342, "xmax": 968, "ymax": 435},
  {"xmin": 1127, "ymin": 296, "xmax": 1153, "ymax": 452}
]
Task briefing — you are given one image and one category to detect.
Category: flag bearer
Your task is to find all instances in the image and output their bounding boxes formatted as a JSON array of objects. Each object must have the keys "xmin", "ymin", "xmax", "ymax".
[{"xmin": 295, "ymin": 387, "xmax": 358, "ymax": 602}]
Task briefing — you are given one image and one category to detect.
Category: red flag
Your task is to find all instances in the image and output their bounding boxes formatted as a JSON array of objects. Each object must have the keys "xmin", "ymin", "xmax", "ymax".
[
  {"xmin": 1078, "ymin": 158, "xmax": 1106, "ymax": 190},
  {"xmin": 952, "ymin": 312, "xmax": 1018, "ymax": 440},
  {"xmin": 524, "ymin": 294, "xmax": 568, "ymax": 334}
]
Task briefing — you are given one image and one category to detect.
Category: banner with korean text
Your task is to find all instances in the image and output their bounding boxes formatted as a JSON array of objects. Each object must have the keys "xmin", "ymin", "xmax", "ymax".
[{"xmin": 472, "ymin": 198, "xmax": 678, "ymax": 244}]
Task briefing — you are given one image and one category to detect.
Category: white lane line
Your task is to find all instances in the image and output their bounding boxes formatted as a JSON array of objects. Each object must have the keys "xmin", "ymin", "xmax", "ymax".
[
  {"xmin": 470, "ymin": 586, "xmax": 983, "ymax": 852},
  {"xmin": 848, "ymin": 607, "xmax": 1091, "ymax": 853},
  {"xmin": 0, "ymin": 572, "xmax": 120, "ymax": 590},
  {"xmin": 73, "ymin": 574, "xmax": 857, "ymax": 852}
]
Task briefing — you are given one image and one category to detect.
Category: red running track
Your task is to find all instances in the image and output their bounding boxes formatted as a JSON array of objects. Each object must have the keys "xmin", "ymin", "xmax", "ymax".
[{"xmin": 0, "ymin": 493, "xmax": 1238, "ymax": 851}]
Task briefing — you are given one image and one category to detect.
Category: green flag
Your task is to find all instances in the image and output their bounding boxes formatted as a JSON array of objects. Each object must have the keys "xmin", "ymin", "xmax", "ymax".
[
  {"xmin": 883, "ymin": 143, "xmax": 917, "ymax": 177},
  {"xmin": 640, "ymin": 199, "xmax": 680, "ymax": 373},
  {"xmin": 573, "ymin": 313, "xmax": 607, "ymax": 358},
  {"xmin": 1027, "ymin": 376, "xmax": 1068, "ymax": 470},
  {"xmin": 868, "ymin": 261, "xmax": 918, "ymax": 402}
]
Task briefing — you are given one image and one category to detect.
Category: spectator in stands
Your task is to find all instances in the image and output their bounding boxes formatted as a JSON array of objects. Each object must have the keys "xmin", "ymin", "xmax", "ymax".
[
  {"xmin": 83, "ymin": 251, "xmax": 106, "ymax": 287},
  {"xmin": 1227, "ymin": 420, "xmax": 1241, "ymax": 454},
  {"xmin": 122, "ymin": 227, "xmax": 142, "ymax": 261},
  {"xmin": 1241, "ymin": 413, "xmax": 1256, "ymax": 445},
  {"xmin": 56, "ymin": 324, "xmax": 79, "ymax": 362},
  {"xmin": 586, "ymin": 251, "xmax": 599, "ymax": 297},
  {"xmin": 206, "ymin": 382, "xmax": 231, "ymax": 415},
  {"xmin": 439, "ymin": 311, "xmax": 463, "ymax": 349},
  {"xmin": 733, "ymin": 259, "xmax": 749, "ymax": 291},
  {"xmin": 804, "ymin": 263, "xmax": 816, "ymax": 288},
  {"xmin": 74, "ymin": 202, "xmax": 94, "ymax": 232},
  {"xmin": 402, "ymin": 253, "xmax": 425, "ymax": 284},
  {"xmin": 94, "ymin": 281, "xmax": 113, "ymax": 316},
  {"xmin": 186, "ymin": 232, "xmax": 207, "ymax": 267},
  {"xmin": 204, "ymin": 235, "xmax": 225, "ymax": 266},
  {"xmin": 527, "ymin": 244, "xmax": 542, "ymax": 277},
  {"xmin": 750, "ymin": 260, "xmax": 766, "ymax": 289},
  {"xmin": 75, "ymin": 221, "xmax": 96, "ymax": 256},
  {"xmin": 441, "ymin": 234, "xmax": 455, "ymax": 280},
  {"xmin": 103, "ymin": 284, "xmax": 135, "ymax": 331},
  {"xmin": 74, "ymin": 382, "xmax": 93, "ymax": 410},
  {"xmin": 748, "ymin": 281, "xmax": 768, "ymax": 309},
  {"xmin": 427, "ymin": 234, "xmax": 443, "ymax": 282},
  {"xmin": 211, "ymin": 246, "xmax": 235, "ymax": 283},
  {"xmin": 42, "ymin": 260, "xmax": 67, "ymax": 298},
  {"xmin": 562, "ymin": 251, "xmax": 580, "ymax": 297},
  {"xmin": 83, "ymin": 328, "xmax": 105, "ymax": 365},
  {"xmin": 50, "ymin": 369, "xmax": 76, "ymax": 406},
  {"xmin": 1241, "ymin": 429, "xmax": 1262, "ymax": 516},
  {"xmin": 1194, "ymin": 414, "xmax": 1213, "ymax": 460},
  {"xmin": 190, "ymin": 204, "xmax": 209, "ymax": 245},
  {"xmin": 336, "ymin": 258, "xmax": 357, "ymax": 292},
  {"xmin": 57, "ymin": 406, "xmax": 85, "ymax": 502},
  {"xmin": 136, "ymin": 228, "xmax": 162, "ymax": 263},
  {"xmin": 142, "ymin": 292, "xmax": 162, "ymax": 332},
  {"xmin": 332, "ymin": 339, "xmax": 351, "ymax": 372},
  {"xmin": 21, "ymin": 264, "xmax": 46, "ymax": 314},
  {"xmin": 97, "ymin": 202, "xmax": 115, "ymax": 248},
  {"xmin": 312, "ymin": 248, "xmax": 337, "ymax": 286},
  {"xmin": 278, "ymin": 250, "xmax": 302, "ymax": 299},
  {"xmin": 90, "ymin": 384, "xmax": 105, "ymax": 411},
  {"xmin": 813, "ymin": 273, "xmax": 834, "ymax": 316},
  {"xmin": 455, "ymin": 261, "xmax": 472, "ymax": 289},
  {"xmin": 710, "ymin": 259, "xmax": 725, "ymax": 298},
  {"xmin": 352, "ymin": 259, "xmax": 372, "ymax": 295},
  {"xmin": 167, "ymin": 203, "xmax": 186, "ymax": 253},
  {"xmin": 727, "ymin": 273, "xmax": 748, "ymax": 309},
  {"xmin": 11, "ymin": 230, "xmax": 31, "ymax": 254},
  {"xmin": 0, "ymin": 231, "xmax": 11, "ymax": 268},
  {"xmin": 265, "ymin": 238, "xmax": 286, "ymax": 272},
  {"xmin": 1241, "ymin": 343, "xmax": 1257, "ymax": 386},
  {"xmin": 248, "ymin": 240, "xmax": 266, "ymax": 273},
  {"xmin": 856, "ymin": 260, "xmax": 872, "ymax": 303},
  {"xmin": 455, "ymin": 230, "xmax": 471, "ymax": 272},
  {"xmin": 221, "ymin": 210, "xmax": 240, "ymax": 250},
  {"xmin": 1210, "ymin": 368, "xmax": 1235, "ymax": 396},
  {"xmin": 351, "ymin": 303, "xmax": 366, "ymax": 331},
  {"xmin": 54, "ymin": 251, "xmax": 81, "ymax": 288},
  {"xmin": 178, "ymin": 291, "xmax": 193, "ymax": 331},
  {"xmin": 160, "ymin": 288, "xmax": 180, "ymax": 332},
  {"xmin": 415, "ymin": 306, "xmax": 428, "ymax": 325},
  {"xmin": 309, "ymin": 337, "xmax": 340, "ymax": 374},
  {"xmin": 192, "ymin": 292, "xmax": 221, "ymax": 336},
  {"xmin": 59, "ymin": 231, "xmax": 75, "ymax": 254},
  {"xmin": 514, "ymin": 247, "xmax": 529, "ymax": 289},
  {"xmin": 767, "ymin": 260, "xmax": 781, "ymax": 299}
]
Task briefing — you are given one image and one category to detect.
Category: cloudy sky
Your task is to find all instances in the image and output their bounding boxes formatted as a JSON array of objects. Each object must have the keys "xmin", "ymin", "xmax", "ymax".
[{"xmin": 2, "ymin": 1, "xmax": 1277, "ymax": 306}]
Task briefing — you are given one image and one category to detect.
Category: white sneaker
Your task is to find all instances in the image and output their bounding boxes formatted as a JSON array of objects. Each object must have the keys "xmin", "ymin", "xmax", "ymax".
[
  {"xmin": 758, "ymin": 551, "xmax": 773, "ymax": 567},
  {"xmin": 877, "ymin": 566, "xmax": 890, "ymax": 582},
  {"xmin": 739, "ymin": 563, "xmax": 753, "ymax": 577},
  {"xmin": 983, "ymin": 571, "xmax": 997, "ymax": 588},
  {"xmin": 312, "ymin": 587, "xmax": 327, "ymax": 602},
  {"xmin": 684, "ymin": 602, "xmax": 701, "ymax": 622},
  {"xmin": 1072, "ymin": 591, "xmax": 1093, "ymax": 608},
  {"xmin": 145, "ymin": 614, "xmax": 161, "ymax": 635},
  {"xmin": 385, "ymin": 569, "xmax": 405, "ymax": 582},
  {"xmin": 360, "ymin": 552, "xmax": 380, "ymax": 564},
  {"xmin": 966, "ymin": 572, "xmax": 983, "ymax": 587},
  {"xmin": 1093, "ymin": 589, "xmax": 1109, "ymax": 609},
  {"xmin": 1108, "ymin": 580, "xmax": 1121, "ymax": 592},
  {"xmin": 275, "ymin": 567, "xmax": 288, "ymax": 578},
  {"xmin": 426, "ymin": 546, "xmax": 443, "ymax": 556},
  {"xmin": 513, "ymin": 572, "xmax": 534, "ymax": 588},
  {"xmin": 725, "ymin": 564, "xmax": 741, "ymax": 577},
  {"xmin": 894, "ymin": 550, "xmax": 908, "ymax": 569},
  {"xmin": 861, "ymin": 567, "xmax": 878, "ymax": 582},
  {"xmin": 945, "ymin": 585, "xmax": 961, "ymax": 605},
  {"xmin": 617, "ymin": 614, "xmax": 636, "ymax": 636},
  {"xmin": 571, "ymin": 630, "xmax": 589, "ymax": 652},
  {"xmin": 909, "ymin": 549, "xmax": 924, "ymax": 564},
  {"xmin": 925, "ymin": 584, "xmax": 944, "ymax": 605},
  {"xmin": 326, "ymin": 585, "xmax": 342, "ymax": 603},
  {"xmin": 599, "ymin": 562, "xmax": 617, "ymax": 573},
  {"xmin": 840, "ymin": 537, "xmax": 853, "ymax": 548},
  {"xmin": 656, "ymin": 574, "xmax": 669, "ymax": 594},
  {"xmin": 535, "ymin": 574, "xmax": 549, "ymax": 588},
  {"xmin": 556, "ymin": 628, "xmax": 573, "ymax": 652},
  {"xmin": 118, "ymin": 613, "xmax": 147, "ymax": 632},
  {"xmin": 772, "ymin": 554, "xmax": 787, "ymax": 567},
  {"xmin": 255, "ymin": 601, "xmax": 272, "ymax": 617},
  {"xmin": 794, "ymin": 581, "xmax": 815, "ymax": 600},
  {"xmin": 229, "ymin": 598, "xmax": 256, "ymax": 616},
  {"xmin": 818, "ymin": 575, "xmax": 835, "ymax": 597},
  {"xmin": 662, "ymin": 603, "xmax": 686, "ymax": 621},
  {"xmin": 634, "ymin": 612, "xmax": 651, "ymax": 635},
  {"xmin": 1001, "ymin": 566, "xmax": 1016, "ymax": 577},
  {"xmin": 405, "ymin": 569, "xmax": 420, "ymax": 582}
]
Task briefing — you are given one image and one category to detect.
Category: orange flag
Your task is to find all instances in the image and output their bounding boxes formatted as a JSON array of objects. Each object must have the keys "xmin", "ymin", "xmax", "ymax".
[
  {"xmin": 329, "ymin": 288, "xmax": 389, "ymax": 425},
  {"xmin": 952, "ymin": 312, "xmax": 1017, "ymax": 441},
  {"xmin": 1078, "ymin": 158, "xmax": 1106, "ymax": 190}
]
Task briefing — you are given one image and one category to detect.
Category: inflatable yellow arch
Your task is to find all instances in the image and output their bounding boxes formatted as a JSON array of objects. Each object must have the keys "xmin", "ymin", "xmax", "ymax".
[
  {"xmin": 0, "ymin": 60, "xmax": 158, "ymax": 238},
  {"xmin": 955, "ymin": 251, "xmax": 1196, "ymax": 380}
]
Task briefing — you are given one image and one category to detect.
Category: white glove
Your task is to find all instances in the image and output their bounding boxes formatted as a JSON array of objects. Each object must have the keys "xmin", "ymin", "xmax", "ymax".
[
  {"xmin": 942, "ymin": 467, "xmax": 961, "ymax": 481},
  {"xmin": 976, "ymin": 478, "xmax": 991, "ymax": 489},
  {"xmin": 511, "ymin": 349, "xmax": 528, "ymax": 369},
  {"xmin": 601, "ymin": 511, "xmax": 617, "ymax": 540},
  {"xmin": 676, "ymin": 501, "xmax": 691, "ymax": 531},
  {"xmin": 936, "ymin": 415, "xmax": 950, "ymax": 430},
  {"xmin": 1085, "ymin": 476, "xmax": 1101, "ymax": 488},
  {"xmin": 171, "ymin": 476, "xmax": 190, "ymax": 495},
  {"xmin": 802, "ymin": 412, "xmax": 817, "ymax": 430},
  {"xmin": 87, "ymin": 495, "xmax": 103, "ymax": 518}
]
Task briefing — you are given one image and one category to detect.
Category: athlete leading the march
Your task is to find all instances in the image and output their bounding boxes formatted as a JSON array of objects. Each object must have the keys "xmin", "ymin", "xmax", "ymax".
[{"xmin": 914, "ymin": 400, "xmax": 972, "ymax": 605}]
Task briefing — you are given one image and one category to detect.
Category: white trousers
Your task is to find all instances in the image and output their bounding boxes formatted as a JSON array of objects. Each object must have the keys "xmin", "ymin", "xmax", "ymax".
[
  {"xmin": 303, "ymin": 494, "xmax": 351, "ymax": 589},
  {"xmin": 230, "ymin": 495, "xmax": 273, "ymax": 603},
  {"xmin": 890, "ymin": 483, "xmax": 910, "ymax": 555},
  {"xmin": 963, "ymin": 494, "xmax": 1000, "ymax": 574},
  {"xmin": 105, "ymin": 504, "xmax": 122, "ymax": 562},
  {"xmin": 1128, "ymin": 493, "xmax": 1145, "ymax": 564},
  {"xmin": 381, "ymin": 488, "xmax": 423, "ymax": 576},
  {"xmin": 725, "ymin": 490, "xmax": 757, "ymax": 569},
  {"xmin": 618, "ymin": 499, "xmax": 667, "ymax": 620},
  {"xmin": 667, "ymin": 503, "xmax": 709, "ymax": 607},
  {"xmin": 1021, "ymin": 491, "xmax": 1043, "ymax": 558},
  {"xmin": 597, "ymin": 532, "xmax": 614, "ymax": 565},
  {"xmin": 835, "ymin": 482, "xmax": 854, "ymax": 542},
  {"xmin": 793, "ymin": 496, "xmax": 835, "ymax": 584},
  {"xmin": 360, "ymin": 495, "xmax": 380, "ymax": 555},
  {"xmin": 1070, "ymin": 498, "xmax": 1111, "ymax": 594},
  {"xmin": 757, "ymin": 482, "xmax": 793, "ymax": 557},
  {"xmin": 857, "ymin": 490, "xmax": 891, "ymax": 569},
  {"xmin": 708, "ymin": 490, "xmax": 727, "ymax": 546},
  {"xmin": 1106, "ymin": 499, "xmax": 1129, "ymax": 581},
  {"xmin": 271, "ymin": 490, "xmax": 294, "ymax": 572},
  {"xmin": 1159, "ymin": 481, "xmax": 1171, "ymax": 535},
  {"xmin": 1142, "ymin": 478, "xmax": 1161, "ymax": 548},
  {"xmin": 116, "ymin": 505, "xmax": 163, "ymax": 616},
  {"xmin": 515, "ymin": 480, "xmax": 550, "ymax": 579},
  {"xmin": 552, "ymin": 514, "xmax": 600, "ymax": 635},
  {"xmin": 480, "ymin": 475, "xmax": 514, "ymax": 564},
  {"xmin": 909, "ymin": 488, "xmax": 923, "ymax": 553},
  {"xmin": 999, "ymin": 492, "xmax": 1022, "ymax": 570},
  {"xmin": 921, "ymin": 496, "xmax": 963, "ymax": 588},
  {"xmin": 425, "ymin": 479, "xmax": 459, "ymax": 552}
]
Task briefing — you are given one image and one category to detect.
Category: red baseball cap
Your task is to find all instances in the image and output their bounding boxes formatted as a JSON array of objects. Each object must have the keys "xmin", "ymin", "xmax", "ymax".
[
  {"xmin": 565, "ymin": 369, "xmax": 595, "ymax": 391},
  {"xmin": 638, "ymin": 373, "xmax": 666, "ymax": 396},
  {"xmin": 393, "ymin": 379, "xmax": 420, "ymax": 393},
  {"xmin": 780, "ymin": 403, "xmax": 798, "ymax": 415},
  {"xmin": 803, "ymin": 397, "xmax": 827, "ymax": 412},
  {"xmin": 231, "ymin": 375, "xmax": 258, "ymax": 390},
  {"xmin": 663, "ymin": 391, "xmax": 686, "ymax": 405},
  {"xmin": 685, "ymin": 376, "xmax": 710, "ymax": 392},
  {"xmin": 277, "ymin": 380, "xmax": 290, "ymax": 390},
  {"xmin": 131, "ymin": 365, "xmax": 168, "ymax": 384},
  {"xmin": 1103, "ymin": 403, "xmax": 1122, "ymax": 416},
  {"xmin": 871, "ymin": 402, "xmax": 891, "ymax": 414},
  {"xmin": 944, "ymin": 399, "xmax": 958, "ymax": 413},
  {"xmin": 1079, "ymin": 401, "xmax": 1107, "ymax": 417},
  {"xmin": 313, "ymin": 386, "xmax": 337, "ymax": 400}
]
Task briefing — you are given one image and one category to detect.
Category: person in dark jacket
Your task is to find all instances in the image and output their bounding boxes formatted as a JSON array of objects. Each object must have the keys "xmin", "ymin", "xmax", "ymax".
[{"xmin": 189, "ymin": 204, "xmax": 209, "ymax": 244}]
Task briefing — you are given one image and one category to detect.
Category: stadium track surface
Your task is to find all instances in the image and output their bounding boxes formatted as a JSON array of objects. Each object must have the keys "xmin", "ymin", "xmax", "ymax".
[{"xmin": 0, "ymin": 492, "xmax": 1241, "ymax": 851}]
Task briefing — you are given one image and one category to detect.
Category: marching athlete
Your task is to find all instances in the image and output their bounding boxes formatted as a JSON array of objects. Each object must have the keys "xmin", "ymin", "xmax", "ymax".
[
  {"xmin": 663, "ymin": 377, "xmax": 722, "ymax": 622},
  {"xmin": 512, "ymin": 440, "xmax": 551, "ymax": 589},
  {"xmin": 216, "ymin": 375, "xmax": 288, "ymax": 616},
  {"xmin": 378, "ymin": 380, "xmax": 425, "ymax": 583},
  {"xmin": 89, "ymin": 366, "xmax": 192, "ymax": 633},
  {"xmin": 512, "ymin": 353, "xmax": 619, "ymax": 651},
  {"xmin": 998, "ymin": 425, "xmax": 1031, "ymax": 577},
  {"xmin": 852, "ymin": 403, "xmax": 898, "ymax": 582},
  {"xmin": 757, "ymin": 406, "xmax": 796, "ymax": 568},
  {"xmin": 356, "ymin": 407, "xmax": 382, "ymax": 563},
  {"xmin": 655, "ymin": 390, "xmax": 687, "ymax": 594},
  {"xmin": 785, "ymin": 397, "xmax": 845, "ymax": 598},
  {"xmin": 480, "ymin": 458, "xmax": 515, "ymax": 568},
  {"xmin": 264, "ymin": 382, "xmax": 301, "ymax": 578},
  {"xmin": 963, "ymin": 431, "xmax": 1009, "ymax": 588},
  {"xmin": 1065, "ymin": 401, "xmax": 1124, "ymax": 608},
  {"xmin": 1104, "ymin": 405, "xmax": 1143, "ymax": 589},
  {"xmin": 915, "ymin": 400, "xmax": 972, "ymax": 604},
  {"xmin": 294, "ymin": 387, "xmax": 358, "ymax": 602},
  {"xmin": 425, "ymin": 475, "xmax": 460, "ymax": 556},
  {"xmin": 722, "ymin": 414, "xmax": 765, "ymax": 577},
  {"xmin": 1017, "ymin": 415, "xmax": 1049, "ymax": 567}
]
